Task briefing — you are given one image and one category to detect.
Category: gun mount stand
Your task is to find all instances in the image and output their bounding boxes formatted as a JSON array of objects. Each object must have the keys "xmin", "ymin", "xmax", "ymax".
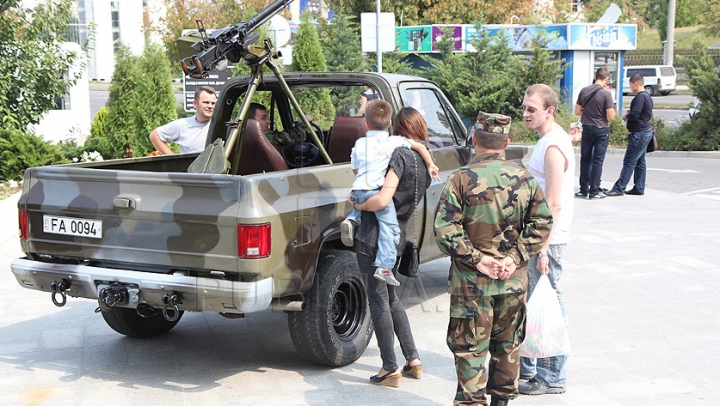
[{"xmin": 187, "ymin": 38, "xmax": 332, "ymax": 174}]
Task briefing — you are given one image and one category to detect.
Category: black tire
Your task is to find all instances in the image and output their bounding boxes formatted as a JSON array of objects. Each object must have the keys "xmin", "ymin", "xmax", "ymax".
[
  {"xmin": 645, "ymin": 85, "xmax": 655, "ymax": 96},
  {"xmin": 101, "ymin": 307, "xmax": 183, "ymax": 338},
  {"xmin": 660, "ymin": 91, "xmax": 669, "ymax": 96},
  {"xmin": 287, "ymin": 249, "xmax": 373, "ymax": 366}
]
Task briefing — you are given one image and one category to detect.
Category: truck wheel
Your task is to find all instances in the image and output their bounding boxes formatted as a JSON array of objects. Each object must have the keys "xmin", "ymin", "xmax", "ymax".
[
  {"xmin": 288, "ymin": 249, "xmax": 373, "ymax": 366},
  {"xmin": 644, "ymin": 85, "xmax": 655, "ymax": 96},
  {"xmin": 101, "ymin": 307, "xmax": 183, "ymax": 338}
]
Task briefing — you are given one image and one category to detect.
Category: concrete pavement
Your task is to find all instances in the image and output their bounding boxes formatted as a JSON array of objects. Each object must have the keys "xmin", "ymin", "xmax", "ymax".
[{"xmin": 1, "ymin": 161, "xmax": 720, "ymax": 405}]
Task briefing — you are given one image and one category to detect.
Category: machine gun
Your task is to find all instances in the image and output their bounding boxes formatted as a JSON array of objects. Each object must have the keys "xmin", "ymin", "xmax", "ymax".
[
  {"xmin": 181, "ymin": 0, "xmax": 293, "ymax": 79},
  {"xmin": 182, "ymin": 0, "xmax": 332, "ymax": 173}
]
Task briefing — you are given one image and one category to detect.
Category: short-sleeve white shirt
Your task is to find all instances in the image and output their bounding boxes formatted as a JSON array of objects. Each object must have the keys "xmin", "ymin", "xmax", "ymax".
[
  {"xmin": 155, "ymin": 116, "xmax": 210, "ymax": 154},
  {"xmin": 528, "ymin": 126, "xmax": 575, "ymax": 245},
  {"xmin": 350, "ymin": 130, "xmax": 412, "ymax": 190}
]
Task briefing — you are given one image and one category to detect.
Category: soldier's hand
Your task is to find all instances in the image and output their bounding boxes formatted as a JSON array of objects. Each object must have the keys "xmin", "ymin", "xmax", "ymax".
[
  {"xmin": 537, "ymin": 255, "xmax": 550, "ymax": 275},
  {"xmin": 498, "ymin": 256, "xmax": 517, "ymax": 280},
  {"xmin": 476, "ymin": 256, "xmax": 503, "ymax": 279},
  {"xmin": 428, "ymin": 164, "xmax": 441, "ymax": 182}
]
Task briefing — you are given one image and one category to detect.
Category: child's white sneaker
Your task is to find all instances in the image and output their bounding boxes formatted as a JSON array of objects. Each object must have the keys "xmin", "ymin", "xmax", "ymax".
[
  {"xmin": 341, "ymin": 219, "xmax": 355, "ymax": 247},
  {"xmin": 373, "ymin": 267, "xmax": 400, "ymax": 286}
]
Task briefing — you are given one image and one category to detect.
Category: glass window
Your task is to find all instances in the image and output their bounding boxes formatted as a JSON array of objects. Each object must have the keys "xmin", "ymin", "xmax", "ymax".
[
  {"xmin": 401, "ymin": 88, "xmax": 460, "ymax": 149},
  {"xmin": 594, "ymin": 51, "xmax": 619, "ymax": 103},
  {"xmin": 111, "ymin": 2, "xmax": 121, "ymax": 53}
]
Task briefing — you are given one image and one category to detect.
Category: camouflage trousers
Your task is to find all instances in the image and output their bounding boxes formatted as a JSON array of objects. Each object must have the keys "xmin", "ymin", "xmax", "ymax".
[{"xmin": 447, "ymin": 292, "xmax": 526, "ymax": 405}]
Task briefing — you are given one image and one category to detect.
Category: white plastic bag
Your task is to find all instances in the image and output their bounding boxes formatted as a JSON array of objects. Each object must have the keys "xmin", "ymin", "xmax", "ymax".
[{"xmin": 519, "ymin": 275, "xmax": 571, "ymax": 358}]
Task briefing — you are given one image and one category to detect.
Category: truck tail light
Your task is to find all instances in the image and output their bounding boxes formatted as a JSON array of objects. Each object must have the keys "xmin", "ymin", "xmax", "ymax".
[
  {"xmin": 657, "ymin": 78, "xmax": 661, "ymax": 85},
  {"xmin": 238, "ymin": 223, "xmax": 271, "ymax": 259},
  {"xmin": 19, "ymin": 209, "xmax": 28, "ymax": 240}
]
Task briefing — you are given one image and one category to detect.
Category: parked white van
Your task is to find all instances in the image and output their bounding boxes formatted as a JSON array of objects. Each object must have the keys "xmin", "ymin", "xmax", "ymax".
[{"xmin": 622, "ymin": 65, "xmax": 677, "ymax": 96}]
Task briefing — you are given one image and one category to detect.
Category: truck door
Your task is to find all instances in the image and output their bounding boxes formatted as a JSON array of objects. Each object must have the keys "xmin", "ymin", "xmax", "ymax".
[{"xmin": 397, "ymin": 82, "xmax": 471, "ymax": 262}]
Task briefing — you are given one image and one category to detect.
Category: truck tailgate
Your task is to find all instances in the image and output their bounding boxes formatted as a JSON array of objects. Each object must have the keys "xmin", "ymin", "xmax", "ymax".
[{"xmin": 21, "ymin": 166, "xmax": 241, "ymax": 272}]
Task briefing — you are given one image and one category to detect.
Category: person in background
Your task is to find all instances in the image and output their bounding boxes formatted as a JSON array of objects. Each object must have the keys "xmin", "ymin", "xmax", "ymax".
[
  {"xmin": 349, "ymin": 107, "xmax": 433, "ymax": 388},
  {"xmin": 435, "ymin": 111, "xmax": 552, "ymax": 406},
  {"xmin": 149, "ymin": 86, "xmax": 216, "ymax": 154},
  {"xmin": 247, "ymin": 102, "xmax": 271, "ymax": 133},
  {"xmin": 356, "ymin": 85, "xmax": 378, "ymax": 116},
  {"xmin": 575, "ymin": 67, "xmax": 616, "ymax": 199},
  {"xmin": 606, "ymin": 74, "xmax": 654, "ymax": 197},
  {"xmin": 519, "ymin": 84, "xmax": 575, "ymax": 397}
]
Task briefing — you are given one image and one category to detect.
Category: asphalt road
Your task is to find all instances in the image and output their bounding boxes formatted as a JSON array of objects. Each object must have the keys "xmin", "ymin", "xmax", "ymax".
[{"xmin": 585, "ymin": 150, "xmax": 720, "ymax": 198}]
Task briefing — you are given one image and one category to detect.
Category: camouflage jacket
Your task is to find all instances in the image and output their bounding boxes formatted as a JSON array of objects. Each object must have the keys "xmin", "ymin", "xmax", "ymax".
[{"xmin": 434, "ymin": 153, "xmax": 552, "ymax": 305}]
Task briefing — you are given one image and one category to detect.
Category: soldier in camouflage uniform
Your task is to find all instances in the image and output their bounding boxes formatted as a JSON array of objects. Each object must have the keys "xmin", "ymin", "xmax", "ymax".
[{"xmin": 434, "ymin": 112, "xmax": 553, "ymax": 406}]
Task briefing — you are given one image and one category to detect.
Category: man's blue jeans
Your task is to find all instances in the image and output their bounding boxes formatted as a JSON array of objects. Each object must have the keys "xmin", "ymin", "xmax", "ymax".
[
  {"xmin": 520, "ymin": 244, "xmax": 568, "ymax": 388},
  {"xmin": 579, "ymin": 125, "xmax": 610, "ymax": 195},
  {"xmin": 611, "ymin": 128, "xmax": 653, "ymax": 194},
  {"xmin": 347, "ymin": 189, "xmax": 400, "ymax": 269}
]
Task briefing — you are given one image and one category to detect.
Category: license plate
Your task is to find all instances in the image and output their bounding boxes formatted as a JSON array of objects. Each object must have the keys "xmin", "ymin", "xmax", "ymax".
[{"xmin": 43, "ymin": 215, "xmax": 103, "ymax": 239}]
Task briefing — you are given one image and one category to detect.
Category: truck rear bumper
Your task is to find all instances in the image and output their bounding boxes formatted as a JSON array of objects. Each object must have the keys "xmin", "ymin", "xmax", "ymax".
[{"xmin": 11, "ymin": 258, "xmax": 274, "ymax": 314}]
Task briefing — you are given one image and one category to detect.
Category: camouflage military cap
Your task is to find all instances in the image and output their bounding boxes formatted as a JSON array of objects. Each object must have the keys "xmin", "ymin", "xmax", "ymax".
[{"xmin": 476, "ymin": 111, "xmax": 511, "ymax": 134}]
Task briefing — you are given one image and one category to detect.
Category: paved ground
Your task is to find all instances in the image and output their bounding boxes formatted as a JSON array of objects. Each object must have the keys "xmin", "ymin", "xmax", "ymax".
[{"xmin": 1, "ymin": 153, "xmax": 720, "ymax": 405}]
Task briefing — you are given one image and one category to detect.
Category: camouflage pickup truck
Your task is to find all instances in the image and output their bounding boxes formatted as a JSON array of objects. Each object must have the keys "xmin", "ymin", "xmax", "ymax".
[{"xmin": 11, "ymin": 71, "xmax": 526, "ymax": 366}]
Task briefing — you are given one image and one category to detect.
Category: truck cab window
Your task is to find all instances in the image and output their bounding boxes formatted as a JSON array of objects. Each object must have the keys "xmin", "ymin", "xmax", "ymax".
[{"xmin": 402, "ymin": 88, "xmax": 460, "ymax": 149}]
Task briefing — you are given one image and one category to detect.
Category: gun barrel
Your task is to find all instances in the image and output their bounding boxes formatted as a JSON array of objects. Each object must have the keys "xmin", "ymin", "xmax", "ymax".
[{"xmin": 241, "ymin": 0, "xmax": 293, "ymax": 34}]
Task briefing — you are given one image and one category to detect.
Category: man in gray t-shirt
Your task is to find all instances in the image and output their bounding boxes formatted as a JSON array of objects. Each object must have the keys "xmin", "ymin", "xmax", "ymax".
[
  {"xmin": 149, "ymin": 86, "xmax": 217, "ymax": 154},
  {"xmin": 574, "ymin": 67, "xmax": 616, "ymax": 199}
]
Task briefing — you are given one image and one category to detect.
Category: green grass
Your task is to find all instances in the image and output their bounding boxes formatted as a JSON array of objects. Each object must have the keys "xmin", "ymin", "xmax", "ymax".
[{"xmin": 636, "ymin": 25, "xmax": 720, "ymax": 49}]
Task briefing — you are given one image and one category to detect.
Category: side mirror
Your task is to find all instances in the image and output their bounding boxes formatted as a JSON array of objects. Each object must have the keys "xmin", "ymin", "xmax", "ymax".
[{"xmin": 466, "ymin": 125, "xmax": 475, "ymax": 147}]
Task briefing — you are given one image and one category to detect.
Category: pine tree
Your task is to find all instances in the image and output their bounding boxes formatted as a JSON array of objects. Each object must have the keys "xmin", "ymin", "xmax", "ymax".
[
  {"xmin": 105, "ymin": 45, "xmax": 141, "ymax": 159},
  {"xmin": 320, "ymin": 12, "xmax": 364, "ymax": 72},
  {"xmin": 83, "ymin": 107, "xmax": 115, "ymax": 159},
  {"xmin": 133, "ymin": 42, "xmax": 178, "ymax": 156},
  {"xmin": 291, "ymin": 13, "xmax": 336, "ymax": 127},
  {"xmin": 319, "ymin": 11, "xmax": 364, "ymax": 116},
  {"xmin": 420, "ymin": 24, "xmax": 520, "ymax": 121}
]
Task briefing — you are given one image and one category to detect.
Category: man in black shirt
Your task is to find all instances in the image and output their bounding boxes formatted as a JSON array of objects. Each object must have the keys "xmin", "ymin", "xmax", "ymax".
[{"xmin": 606, "ymin": 74, "xmax": 654, "ymax": 196}]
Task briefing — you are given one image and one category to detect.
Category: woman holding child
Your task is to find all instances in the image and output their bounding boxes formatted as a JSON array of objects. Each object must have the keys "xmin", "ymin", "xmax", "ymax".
[{"xmin": 350, "ymin": 106, "xmax": 434, "ymax": 388}]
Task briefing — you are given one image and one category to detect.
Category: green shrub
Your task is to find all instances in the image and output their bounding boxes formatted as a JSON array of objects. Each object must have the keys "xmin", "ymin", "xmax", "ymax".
[
  {"xmin": 608, "ymin": 117, "xmax": 628, "ymax": 148},
  {"xmin": 0, "ymin": 129, "xmax": 68, "ymax": 181}
]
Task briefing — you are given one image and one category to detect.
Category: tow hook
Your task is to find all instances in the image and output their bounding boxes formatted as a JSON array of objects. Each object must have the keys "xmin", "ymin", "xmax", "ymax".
[
  {"xmin": 162, "ymin": 293, "xmax": 181, "ymax": 322},
  {"xmin": 50, "ymin": 280, "xmax": 70, "ymax": 307},
  {"xmin": 96, "ymin": 285, "xmax": 129, "ymax": 312}
]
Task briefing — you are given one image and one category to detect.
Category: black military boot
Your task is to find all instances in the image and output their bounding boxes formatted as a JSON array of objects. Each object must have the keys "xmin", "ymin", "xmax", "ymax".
[{"xmin": 490, "ymin": 396, "xmax": 509, "ymax": 406}]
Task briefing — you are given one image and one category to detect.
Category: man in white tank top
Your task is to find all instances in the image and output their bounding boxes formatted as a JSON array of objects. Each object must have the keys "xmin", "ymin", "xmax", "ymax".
[{"xmin": 518, "ymin": 84, "xmax": 575, "ymax": 396}]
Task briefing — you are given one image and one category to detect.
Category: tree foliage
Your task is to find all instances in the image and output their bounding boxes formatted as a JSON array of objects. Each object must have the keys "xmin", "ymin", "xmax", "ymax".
[
  {"xmin": 83, "ymin": 107, "xmax": 116, "ymax": 159},
  {"xmin": 0, "ymin": 130, "xmax": 68, "ymax": 181},
  {"xmin": 319, "ymin": 11, "xmax": 365, "ymax": 116},
  {"xmin": 97, "ymin": 43, "xmax": 179, "ymax": 158},
  {"xmin": 291, "ymin": 13, "xmax": 336, "ymax": 127},
  {"xmin": 419, "ymin": 25, "xmax": 519, "ymax": 121},
  {"xmin": 418, "ymin": 25, "xmax": 568, "ymax": 122},
  {"xmin": 320, "ymin": 11, "xmax": 364, "ymax": 72},
  {"xmin": 330, "ymin": 0, "xmax": 536, "ymax": 25},
  {"xmin": 105, "ymin": 45, "xmax": 141, "ymax": 159},
  {"xmin": 510, "ymin": 33, "xmax": 570, "ymax": 115},
  {"xmin": 156, "ymin": 0, "xmax": 272, "ymax": 72},
  {"xmin": 0, "ymin": 0, "xmax": 84, "ymax": 130},
  {"xmin": 133, "ymin": 42, "xmax": 178, "ymax": 156},
  {"xmin": 700, "ymin": 0, "xmax": 720, "ymax": 37},
  {"xmin": 673, "ymin": 39, "xmax": 720, "ymax": 150},
  {"xmin": 376, "ymin": 52, "xmax": 415, "ymax": 75}
]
